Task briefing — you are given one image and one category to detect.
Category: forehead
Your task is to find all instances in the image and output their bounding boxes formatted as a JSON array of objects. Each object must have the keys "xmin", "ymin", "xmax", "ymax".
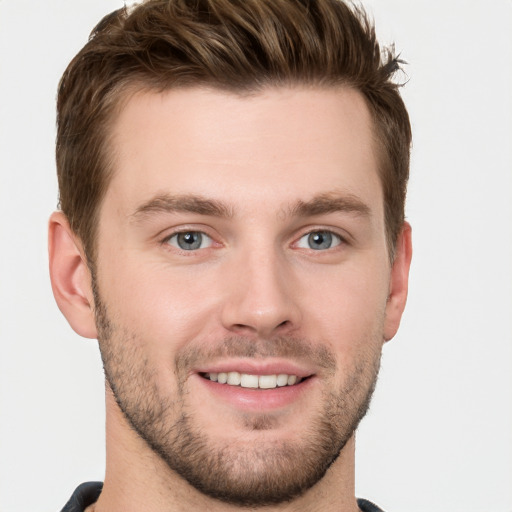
[{"xmin": 106, "ymin": 86, "xmax": 381, "ymax": 216}]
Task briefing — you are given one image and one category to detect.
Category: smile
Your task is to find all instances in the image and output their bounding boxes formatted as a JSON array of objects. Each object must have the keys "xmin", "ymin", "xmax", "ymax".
[{"xmin": 203, "ymin": 372, "xmax": 303, "ymax": 389}]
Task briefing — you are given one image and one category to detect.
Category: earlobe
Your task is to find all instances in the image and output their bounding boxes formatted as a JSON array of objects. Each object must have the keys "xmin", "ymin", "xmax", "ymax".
[
  {"xmin": 384, "ymin": 222, "xmax": 412, "ymax": 342},
  {"xmin": 48, "ymin": 211, "xmax": 98, "ymax": 339}
]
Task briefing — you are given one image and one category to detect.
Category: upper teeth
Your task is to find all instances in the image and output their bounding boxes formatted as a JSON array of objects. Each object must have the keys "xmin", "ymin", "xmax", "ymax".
[{"xmin": 206, "ymin": 372, "xmax": 300, "ymax": 389}]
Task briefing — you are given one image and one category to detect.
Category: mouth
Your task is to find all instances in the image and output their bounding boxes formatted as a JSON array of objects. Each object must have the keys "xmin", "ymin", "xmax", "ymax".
[
  {"xmin": 194, "ymin": 362, "xmax": 316, "ymax": 411},
  {"xmin": 201, "ymin": 372, "xmax": 307, "ymax": 389}
]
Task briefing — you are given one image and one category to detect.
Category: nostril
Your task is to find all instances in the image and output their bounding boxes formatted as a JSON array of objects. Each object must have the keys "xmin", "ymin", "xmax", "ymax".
[{"xmin": 233, "ymin": 323, "xmax": 255, "ymax": 331}]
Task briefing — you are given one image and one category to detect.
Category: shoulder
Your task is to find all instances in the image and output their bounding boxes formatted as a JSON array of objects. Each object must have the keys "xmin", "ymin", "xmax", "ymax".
[
  {"xmin": 60, "ymin": 482, "xmax": 103, "ymax": 512},
  {"xmin": 357, "ymin": 497, "xmax": 386, "ymax": 512}
]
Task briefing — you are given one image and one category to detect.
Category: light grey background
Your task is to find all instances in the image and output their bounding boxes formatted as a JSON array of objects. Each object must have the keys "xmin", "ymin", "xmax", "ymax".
[{"xmin": 0, "ymin": 1, "xmax": 511, "ymax": 511}]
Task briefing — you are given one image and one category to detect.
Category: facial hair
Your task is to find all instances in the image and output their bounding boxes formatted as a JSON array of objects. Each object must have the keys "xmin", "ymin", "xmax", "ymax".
[{"xmin": 93, "ymin": 283, "xmax": 382, "ymax": 507}]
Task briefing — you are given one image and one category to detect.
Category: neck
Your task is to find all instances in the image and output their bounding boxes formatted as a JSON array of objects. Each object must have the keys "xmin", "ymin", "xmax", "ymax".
[{"xmin": 93, "ymin": 387, "xmax": 360, "ymax": 512}]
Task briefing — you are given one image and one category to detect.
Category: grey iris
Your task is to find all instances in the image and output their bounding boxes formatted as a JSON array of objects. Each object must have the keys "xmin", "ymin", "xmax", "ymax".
[
  {"xmin": 177, "ymin": 232, "xmax": 202, "ymax": 250},
  {"xmin": 308, "ymin": 231, "xmax": 333, "ymax": 250}
]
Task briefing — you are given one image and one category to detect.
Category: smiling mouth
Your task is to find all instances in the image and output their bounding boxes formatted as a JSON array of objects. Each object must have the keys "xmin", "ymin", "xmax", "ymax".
[{"xmin": 201, "ymin": 372, "xmax": 308, "ymax": 389}]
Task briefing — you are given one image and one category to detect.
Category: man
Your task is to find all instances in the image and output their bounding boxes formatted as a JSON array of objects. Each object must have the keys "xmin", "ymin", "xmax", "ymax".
[{"xmin": 48, "ymin": 0, "xmax": 412, "ymax": 510}]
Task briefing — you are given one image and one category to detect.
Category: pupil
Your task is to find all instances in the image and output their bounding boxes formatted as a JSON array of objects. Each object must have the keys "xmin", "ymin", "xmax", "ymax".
[
  {"xmin": 178, "ymin": 232, "xmax": 201, "ymax": 250},
  {"xmin": 309, "ymin": 231, "xmax": 332, "ymax": 250}
]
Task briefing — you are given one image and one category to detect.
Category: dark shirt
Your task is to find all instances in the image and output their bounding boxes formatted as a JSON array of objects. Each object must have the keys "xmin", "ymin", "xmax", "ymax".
[
  {"xmin": 61, "ymin": 482, "xmax": 385, "ymax": 512},
  {"xmin": 61, "ymin": 482, "xmax": 102, "ymax": 512}
]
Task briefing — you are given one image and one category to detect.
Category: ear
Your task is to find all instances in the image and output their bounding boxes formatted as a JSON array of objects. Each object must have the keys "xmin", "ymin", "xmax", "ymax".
[
  {"xmin": 384, "ymin": 222, "xmax": 412, "ymax": 341},
  {"xmin": 48, "ymin": 211, "xmax": 97, "ymax": 339}
]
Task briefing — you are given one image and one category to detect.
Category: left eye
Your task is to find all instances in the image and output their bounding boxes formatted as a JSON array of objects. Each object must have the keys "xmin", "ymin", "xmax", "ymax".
[
  {"xmin": 296, "ymin": 230, "xmax": 342, "ymax": 251},
  {"xmin": 165, "ymin": 231, "xmax": 213, "ymax": 251}
]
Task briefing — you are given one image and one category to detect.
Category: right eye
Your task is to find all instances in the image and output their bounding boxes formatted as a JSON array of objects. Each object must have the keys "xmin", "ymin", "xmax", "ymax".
[{"xmin": 165, "ymin": 231, "xmax": 213, "ymax": 251}]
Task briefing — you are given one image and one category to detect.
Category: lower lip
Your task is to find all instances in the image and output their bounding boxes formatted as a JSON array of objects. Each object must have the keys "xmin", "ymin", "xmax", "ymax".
[{"xmin": 196, "ymin": 374, "xmax": 314, "ymax": 411}]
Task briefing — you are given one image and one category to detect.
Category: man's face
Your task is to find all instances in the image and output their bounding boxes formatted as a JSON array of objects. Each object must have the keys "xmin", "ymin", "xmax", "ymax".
[{"xmin": 93, "ymin": 86, "xmax": 397, "ymax": 505}]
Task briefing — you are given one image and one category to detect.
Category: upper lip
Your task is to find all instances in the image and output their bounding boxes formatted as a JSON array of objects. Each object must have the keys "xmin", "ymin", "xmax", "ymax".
[{"xmin": 193, "ymin": 359, "xmax": 315, "ymax": 378}]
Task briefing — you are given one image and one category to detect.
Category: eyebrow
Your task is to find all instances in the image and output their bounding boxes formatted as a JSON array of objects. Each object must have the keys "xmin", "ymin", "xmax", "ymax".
[
  {"xmin": 288, "ymin": 192, "xmax": 371, "ymax": 218},
  {"xmin": 130, "ymin": 191, "xmax": 371, "ymax": 222},
  {"xmin": 131, "ymin": 193, "xmax": 233, "ymax": 221}
]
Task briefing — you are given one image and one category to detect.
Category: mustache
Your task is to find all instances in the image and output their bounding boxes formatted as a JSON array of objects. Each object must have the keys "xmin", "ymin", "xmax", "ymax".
[{"xmin": 176, "ymin": 336, "xmax": 336, "ymax": 375}]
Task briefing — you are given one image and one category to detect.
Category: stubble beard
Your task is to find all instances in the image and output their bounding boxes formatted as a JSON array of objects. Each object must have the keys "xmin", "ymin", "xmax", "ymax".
[{"xmin": 93, "ymin": 286, "xmax": 382, "ymax": 507}]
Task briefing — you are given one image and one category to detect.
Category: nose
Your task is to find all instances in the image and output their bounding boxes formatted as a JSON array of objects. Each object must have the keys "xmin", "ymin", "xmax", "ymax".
[{"xmin": 220, "ymin": 249, "xmax": 301, "ymax": 338}]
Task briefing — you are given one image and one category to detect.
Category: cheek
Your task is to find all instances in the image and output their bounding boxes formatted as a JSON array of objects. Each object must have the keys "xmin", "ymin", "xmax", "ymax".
[
  {"xmin": 300, "ymin": 259, "xmax": 389, "ymax": 354},
  {"xmin": 308, "ymin": 253, "xmax": 389, "ymax": 306},
  {"xmin": 96, "ymin": 250, "xmax": 223, "ymax": 352}
]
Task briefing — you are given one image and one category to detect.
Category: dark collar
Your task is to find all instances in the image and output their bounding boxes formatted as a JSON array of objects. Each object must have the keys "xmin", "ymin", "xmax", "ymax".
[{"xmin": 60, "ymin": 482, "xmax": 385, "ymax": 512}]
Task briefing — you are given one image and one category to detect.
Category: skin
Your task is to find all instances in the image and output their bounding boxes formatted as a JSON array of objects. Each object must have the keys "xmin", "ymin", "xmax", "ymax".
[{"xmin": 49, "ymin": 86, "xmax": 412, "ymax": 512}]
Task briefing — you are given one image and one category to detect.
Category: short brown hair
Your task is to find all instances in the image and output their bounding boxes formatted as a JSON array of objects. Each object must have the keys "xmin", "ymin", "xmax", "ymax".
[{"xmin": 56, "ymin": 0, "xmax": 411, "ymax": 264}]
